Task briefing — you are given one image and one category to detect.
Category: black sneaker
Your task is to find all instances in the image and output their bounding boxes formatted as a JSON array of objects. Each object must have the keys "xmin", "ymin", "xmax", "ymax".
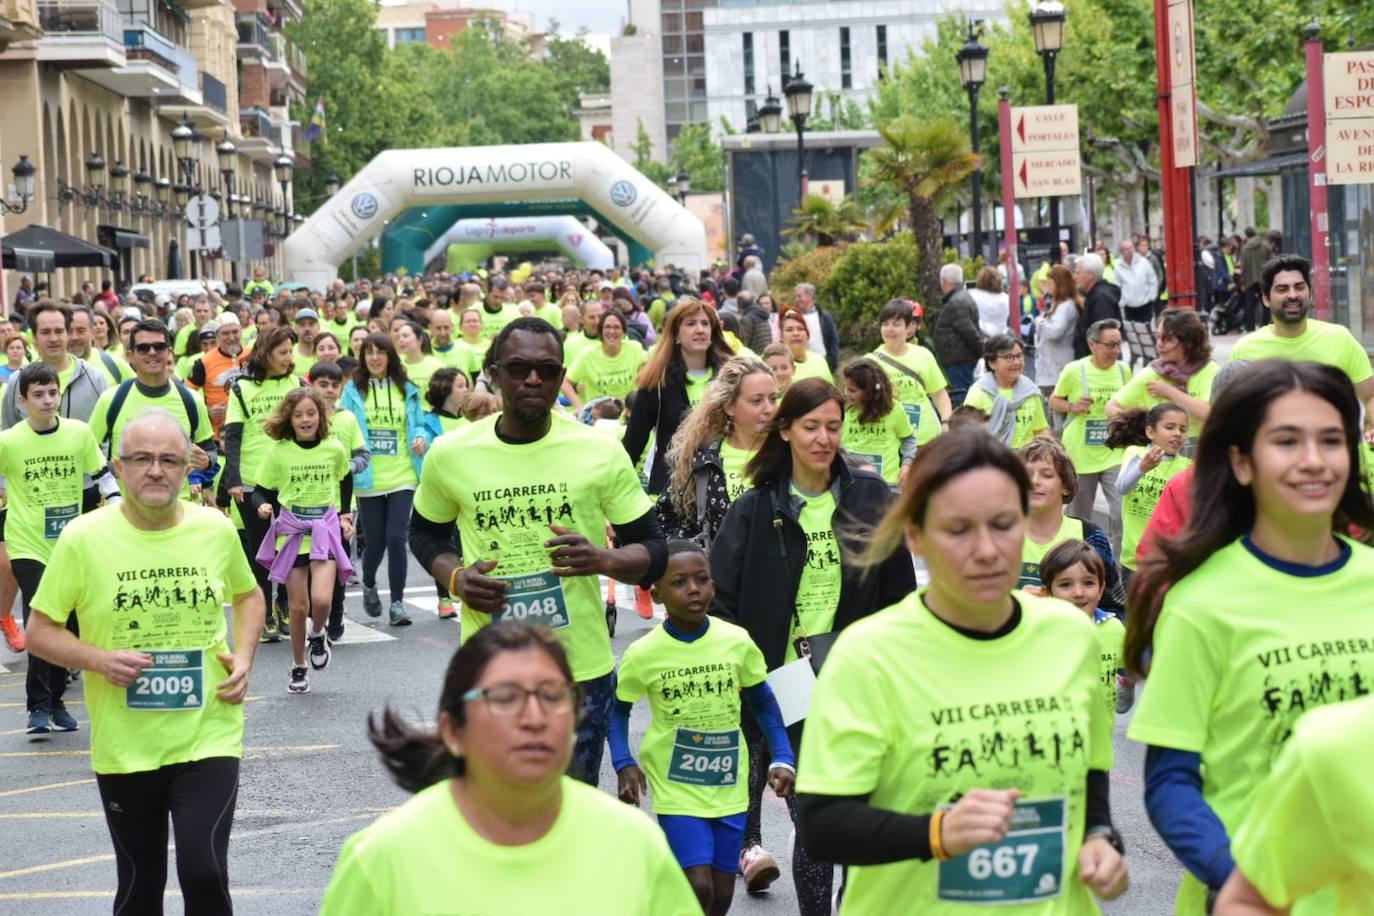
[
  {"xmin": 308, "ymin": 633, "xmax": 331, "ymax": 671},
  {"xmin": 605, "ymin": 601, "xmax": 617, "ymax": 637},
  {"xmin": 275, "ymin": 604, "xmax": 290, "ymax": 637},
  {"xmin": 288, "ymin": 666, "xmax": 309, "ymax": 694},
  {"xmin": 362, "ymin": 586, "xmax": 383, "ymax": 618},
  {"xmin": 326, "ymin": 620, "xmax": 345, "ymax": 642}
]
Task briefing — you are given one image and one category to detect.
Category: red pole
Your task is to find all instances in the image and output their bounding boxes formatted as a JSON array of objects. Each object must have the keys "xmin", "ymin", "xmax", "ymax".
[
  {"xmin": 1154, "ymin": 0, "xmax": 1197, "ymax": 307},
  {"xmin": 1304, "ymin": 23, "xmax": 1332, "ymax": 319},
  {"xmin": 998, "ymin": 88, "xmax": 1020, "ymax": 336}
]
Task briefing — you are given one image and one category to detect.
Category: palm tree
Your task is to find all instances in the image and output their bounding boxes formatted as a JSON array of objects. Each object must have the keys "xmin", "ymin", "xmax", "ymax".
[
  {"xmin": 783, "ymin": 193, "xmax": 865, "ymax": 247},
  {"xmin": 867, "ymin": 116, "xmax": 981, "ymax": 310}
]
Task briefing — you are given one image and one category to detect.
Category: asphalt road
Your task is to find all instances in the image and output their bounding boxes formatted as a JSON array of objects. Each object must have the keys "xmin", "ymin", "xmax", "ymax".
[{"xmin": 0, "ymin": 546, "xmax": 1181, "ymax": 915}]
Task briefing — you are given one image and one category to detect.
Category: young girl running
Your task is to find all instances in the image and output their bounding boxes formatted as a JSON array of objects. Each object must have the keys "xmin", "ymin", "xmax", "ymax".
[
  {"xmin": 1107, "ymin": 401, "xmax": 1192, "ymax": 576},
  {"xmin": 840, "ymin": 357, "xmax": 916, "ymax": 486},
  {"xmin": 251, "ymin": 387, "xmax": 354, "ymax": 694},
  {"xmin": 424, "ymin": 367, "xmax": 470, "ymax": 438},
  {"xmin": 1040, "ymin": 539, "xmax": 1125, "ymax": 739},
  {"xmin": 611, "ymin": 541, "xmax": 794, "ymax": 916}
]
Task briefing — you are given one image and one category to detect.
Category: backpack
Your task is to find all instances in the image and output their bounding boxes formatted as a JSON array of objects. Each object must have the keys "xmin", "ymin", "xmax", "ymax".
[{"xmin": 102, "ymin": 378, "xmax": 201, "ymax": 450}]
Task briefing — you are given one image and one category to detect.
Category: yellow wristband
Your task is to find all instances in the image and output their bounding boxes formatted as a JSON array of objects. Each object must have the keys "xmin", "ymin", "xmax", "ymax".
[
  {"xmin": 448, "ymin": 564, "xmax": 464, "ymax": 599},
  {"xmin": 930, "ymin": 809, "xmax": 950, "ymax": 861}
]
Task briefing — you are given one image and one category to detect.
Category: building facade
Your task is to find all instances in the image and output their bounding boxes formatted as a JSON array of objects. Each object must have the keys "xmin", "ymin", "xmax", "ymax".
[
  {"xmin": 0, "ymin": 0, "xmax": 308, "ymax": 303},
  {"xmin": 611, "ymin": 0, "xmax": 1005, "ymax": 161},
  {"xmin": 374, "ymin": 1, "xmax": 535, "ymax": 52}
]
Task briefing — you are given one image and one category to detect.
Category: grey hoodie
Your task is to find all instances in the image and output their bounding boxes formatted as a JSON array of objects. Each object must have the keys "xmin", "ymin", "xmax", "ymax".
[
  {"xmin": 1, "ymin": 356, "xmax": 110, "ymax": 428},
  {"xmin": 969, "ymin": 372, "xmax": 1041, "ymax": 446}
]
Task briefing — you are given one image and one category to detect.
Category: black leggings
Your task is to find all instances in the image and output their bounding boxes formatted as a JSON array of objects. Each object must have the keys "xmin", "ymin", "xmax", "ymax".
[
  {"xmin": 358, "ymin": 491, "xmax": 413, "ymax": 599},
  {"xmin": 239, "ymin": 494, "xmax": 273, "ymax": 603},
  {"xmin": 13, "ymin": 559, "xmax": 74, "ymax": 714},
  {"xmin": 742, "ymin": 713, "xmax": 833, "ymax": 916},
  {"xmin": 96, "ymin": 756, "xmax": 240, "ymax": 916}
]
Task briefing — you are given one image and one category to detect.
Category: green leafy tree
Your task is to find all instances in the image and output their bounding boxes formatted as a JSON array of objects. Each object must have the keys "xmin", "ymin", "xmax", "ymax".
[
  {"xmin": 866, "ymin": 116, "xmax": 980, "ymax": 309},
  {"xmin": 768, "ymin": 244, "xmax": 850, "ymax": 309},
  {"xmin": 667, "ymin": 123, "xmax": 725, "ymax": 192},
  {"xmin": 821, "ymin": 233, "xmax": 922, "ymax": 353},
  {"xmin": 631, "ymin": 119, "xmax": 671, "ymax": 185},
  {"xmin": 543, "ymin": 21, "xmax": 611, "ymax": 111}
]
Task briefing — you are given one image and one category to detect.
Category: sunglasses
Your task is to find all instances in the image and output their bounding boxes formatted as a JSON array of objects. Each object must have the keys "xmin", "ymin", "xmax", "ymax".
[
  {"xmin": 497, "ymin": 359, "xmax": 562, "ymax": 382},
  {"xmin": 132, "ymin": 341, "xmax": 170, "ymax": 354}
]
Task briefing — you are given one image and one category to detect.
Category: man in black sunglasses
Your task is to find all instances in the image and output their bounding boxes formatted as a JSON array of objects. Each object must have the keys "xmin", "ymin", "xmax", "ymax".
[
  {"xmin": 409, "ymin": 317, "xmax": 668, "ymax": 786},
  {"xmin": 88, "ymin": 319, "xmax": 218, "ymax": 500}
]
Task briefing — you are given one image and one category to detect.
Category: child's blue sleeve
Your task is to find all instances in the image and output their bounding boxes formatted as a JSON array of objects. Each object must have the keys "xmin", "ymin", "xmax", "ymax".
[
  {"xmin": 743, "ymin": 682, "xmax": 795, "ymax": 769},
  {"xmin": 608, "ymin": 698, "xmax": 636, "ymax": 772}
]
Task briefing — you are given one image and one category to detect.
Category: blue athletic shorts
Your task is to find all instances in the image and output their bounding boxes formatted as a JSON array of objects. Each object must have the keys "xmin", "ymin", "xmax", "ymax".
[{"xmin": 658, "ymin": 811, "xmax": 747, "ymax": 872}]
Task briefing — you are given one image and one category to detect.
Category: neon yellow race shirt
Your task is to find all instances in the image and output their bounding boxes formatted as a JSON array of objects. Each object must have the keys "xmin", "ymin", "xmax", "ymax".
[
  {"xmin": 1118, "ymin": 447, "xmax": 1190, "ymax": 570},
  {"xmin": 320, "ymin": 778, "xmax": 700, "ymax": 916},
  {"xmin": 1228, "ymin": 319, "xmax": 1373, "ymax": 385},
  {"xmin": 963, "ymin": 385, "xmax": 1049, "ymax": 449},
  {"xmin": 357, "ymin": 380, "xmax": 416, "ymax": 494},
  {"xmin": 224, "ymin": 375, "xmax": 304, "ymax": 487},
  {"xmin": 1127, "ymin": 536, "xmax": 1374, "ymax": 915},
  {"xmin": 254, "ymin": 437, "xmax": 349, "ymax": 552},
  {"xmin": 568, "ymin": 345, "xmax": 645, "ymax": 403},
  {"xmin": 718, "ymin": 440, "xmax": 753, "ymax": 501},
  {"xmin": 30, "ymin": 504, "xmax": 257, "ymax": 774},
  {"xmin": 1111, "ymin": 361, "xmax": 1218, "ymax": 443},
  {"xmin": 786, "ymin": 484, "xmax": 841, "ymax": 663},
  {"xmin": 870, "ymin": 345, "xmax": 947, "ymax": 446},
  {"xmin": 412, "ymin": 415, "xmax": 652, "ymax": 681},
  {"xmin": 842, "ymin": 403, "xmax": 913, "ymax": 485},
  {"xmin": 1051, "ymin": 358, "xmax": 1132, "ymax": 475},
  {"xmin": 797, "ymin": 590, "xmax": 1112, "ymax": 914},
  {"xmin": 1020, "ymin": 515, "xmax": 1084, "ymax": 589},
  {"xmin": 616, "ymin": 619, "xmax": 768, "ymax": 817},
  {"xmin": 0, "ymin": 419, "xmax": 107, "ymax": 563}
]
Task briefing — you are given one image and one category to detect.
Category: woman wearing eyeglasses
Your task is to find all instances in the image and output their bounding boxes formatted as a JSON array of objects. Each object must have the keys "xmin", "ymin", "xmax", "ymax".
[
  {"xmin": 321, "ymin": 621, "xmax": 700, "ymax": 915},
  {"xmin": 963, "ymin": 333, "xmax": 1051, "ymax": 449},
  {"xmin": 340, "ymin": 333, "xmax": 433, "ymax": 627}
]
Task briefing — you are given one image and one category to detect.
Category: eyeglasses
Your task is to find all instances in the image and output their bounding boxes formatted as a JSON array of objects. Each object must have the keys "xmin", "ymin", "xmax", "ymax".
[
  {"xmin": 461, "ymin": 680, "xmax": 577, "ymax": 717},
  {"xmin": 132, "ymin": 341, "xmax": 169, "ymax": 354},
  {"xmin": 119, "ymin": 452, "xmax": 187, "ymax": 470},
  {"xmin": 1091, "ymin": 339, "xmax": 1123, "ymax": 349},
  {"xmin": 496, "ymin": 359, "xmax": 563, "ymax": 383},
  {"xmin": 995, "ymin": 352, "xmax": 1026, "ymax": 363}
]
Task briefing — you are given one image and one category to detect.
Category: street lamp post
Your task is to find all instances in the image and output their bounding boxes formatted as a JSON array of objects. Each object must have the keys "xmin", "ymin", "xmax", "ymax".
[
  {"xmin": 956, "ymin": 21, "xmax": 989, "ymax": 262},
  {"xmin": 1030, "ymin": 0, "xmax": 1066, "ymax": 256},
  {"xmin": 673, "ymin": 169, "xmax": 691, "ymax": 204},
  {"xmin": 274, "ymin": 153, "xmax": 294, "ymax": 275},
  {"xmin": 757, "ymin": 86, "xmax": 782, "ymax": 135},
  {"xmin": 783, "ymin": 62, "xmax": 814, "ymax": 203}
]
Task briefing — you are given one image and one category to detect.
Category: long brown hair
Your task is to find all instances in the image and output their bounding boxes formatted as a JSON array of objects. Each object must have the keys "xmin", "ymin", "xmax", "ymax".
[
  {"xmin": 633, "ymin": 298, "xmax": 734, "ymax": 390},
  {"xmin": 1045, "ymin": 264, "xmax": 1081, "ymax": 317},
  {"xmin": 263, "ymin": 386, "xmax": 332, "ymax": 442},
  {"xmin": 352, "ymin": 332, "xmax": 410, "ymax": 394},
  {"xmin": 243, "ymin": 325, "xmax": 297, "ymax": 382},
  {"xmin": 744, "ymin": 377, "xmax": 844, "ymax": 489},
  {"xmin": 841, "ymin": 357, "xmax": 895, "ymax": 425},
  {"xmin": 1123, "ymin": 360, "xmax": 1374, "ymax": 676}
]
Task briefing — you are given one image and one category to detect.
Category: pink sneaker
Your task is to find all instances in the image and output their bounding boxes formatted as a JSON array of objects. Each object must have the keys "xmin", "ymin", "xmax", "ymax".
[{"xmin": 739, "ymin": 844, "xmax": 780, "ymax": 894}]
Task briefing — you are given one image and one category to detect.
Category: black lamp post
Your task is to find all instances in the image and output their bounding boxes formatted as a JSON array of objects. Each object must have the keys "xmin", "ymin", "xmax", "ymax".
[
  {"xmin": 325, "ymin": 173, "xmax": 341, "ymax": 197},
  {"xmin": 757, "ymin": 85, "xmax": 782, "ymax": 135},
  {"xmin": 1030, "ymin": 0, "xmax": 1067, "ymax": 251},
  {"xmin": 782, "ymin": 62, "xmax": 814, "ymax": 202},
  {"xmin": 0, "ymin": 155, "xmax": 36, "ymax": 215},
  {"xmin": 956, "ymin": 20, "xmax": 989, "ymax": 261},
  {"xmin": 672, "ymin": 169, "xmax": 691, "ymax": 203},
  {"xmin": 274, "ymin": 153, "xmax": 294, "ymax": 229}
]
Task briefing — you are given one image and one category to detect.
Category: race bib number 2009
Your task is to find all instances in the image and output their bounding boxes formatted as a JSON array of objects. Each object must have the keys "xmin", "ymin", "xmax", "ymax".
[
  {"xmin": 938, "ymin": 797, "xmax": 1066, "ymax": 903},
  {"xmin": 126, "ymin": 649, "xmax": 204, "ymax": 711}
]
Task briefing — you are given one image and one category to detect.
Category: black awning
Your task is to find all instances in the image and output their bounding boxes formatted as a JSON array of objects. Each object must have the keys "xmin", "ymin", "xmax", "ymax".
[
  {"xmin": 1213, "ymin": 150, "xmax": 1309, "ymax": 180},
  {"xmin": 3, "ymin": 224, "xmax": 116, "ymax": 268},
  {"xmin": 1, "ymin": 245, "xmax": 57, "ymax": 273},
  {"xmin": 98, "ymin": 225, "xmax": 151, "ymax": 250}
]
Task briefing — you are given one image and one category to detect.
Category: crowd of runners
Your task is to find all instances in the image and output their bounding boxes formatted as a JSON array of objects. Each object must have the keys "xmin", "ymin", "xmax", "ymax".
[{"xmin": 4, "ymin": 251, "xmax": 1372, "ymax": 914}]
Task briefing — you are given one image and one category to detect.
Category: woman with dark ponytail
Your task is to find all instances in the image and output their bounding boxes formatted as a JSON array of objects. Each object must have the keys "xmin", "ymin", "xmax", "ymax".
[{"xmin": 321, "ymin": 621, "xmax": 699, "ymax": 915}]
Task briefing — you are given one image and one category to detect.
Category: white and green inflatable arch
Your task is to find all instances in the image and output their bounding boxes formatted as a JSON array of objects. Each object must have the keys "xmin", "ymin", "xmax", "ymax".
[{"xmin": 285, "ymin": 142, "xmax": 708, "ymax": 289}]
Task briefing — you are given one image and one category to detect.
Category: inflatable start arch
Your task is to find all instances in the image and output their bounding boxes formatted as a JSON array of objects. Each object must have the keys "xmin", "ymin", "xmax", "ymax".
[
  {"xmin": 424, "ymin": 216, "xmax": 615, "ymax": 272},
  {"xmin": 284, "ymin": 142, "xmax": 709, "ymax": 290}
]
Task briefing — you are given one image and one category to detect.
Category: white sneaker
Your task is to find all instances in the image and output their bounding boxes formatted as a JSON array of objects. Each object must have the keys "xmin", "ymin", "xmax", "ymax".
[{"xmin": 739, "ymin": 844, "xmax": 780, "ymax": 894}]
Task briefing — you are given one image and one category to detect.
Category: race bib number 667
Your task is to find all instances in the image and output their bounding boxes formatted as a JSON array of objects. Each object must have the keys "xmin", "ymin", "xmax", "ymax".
[{"xmin": 938, "ymin": 797, "xmax": 1066, "ymax": 903}]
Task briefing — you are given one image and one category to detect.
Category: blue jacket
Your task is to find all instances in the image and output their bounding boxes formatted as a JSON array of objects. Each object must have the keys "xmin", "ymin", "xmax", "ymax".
[{"xmin": 339, "ymin": 379, "xmax": 433, "ymax": 491}]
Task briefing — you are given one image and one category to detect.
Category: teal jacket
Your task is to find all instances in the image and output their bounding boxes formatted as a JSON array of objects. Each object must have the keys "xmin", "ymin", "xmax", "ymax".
[{"xmin": 339, "ymin": 379, "xmax": 433, "ymax": 491}]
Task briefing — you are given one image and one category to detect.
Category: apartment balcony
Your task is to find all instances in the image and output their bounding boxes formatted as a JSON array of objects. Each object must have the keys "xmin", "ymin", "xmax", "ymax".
[
  {"xmin": 265, "ymin": 0, "xmax": 298, "ymax": 24},
  {"xmin": 81, "ymin": 21, "xmax": 200, "ymax": 101},
  {"xmin": 264, "ymin": 31, "xmax": 304, "ymax": 92},
  {"xmin": 0, "ymin": 0, "xmax": 42, "ymax": 52},
  {"xmin": 235, "ymin": 13, "xmax": 266, "ymax": 59},
  {"xmin": 23, "ymin": 0, "xmax": 125, "ymax": 68},
  {"xmin": 158, "ymin": 69, "xmax": 229, "ymax": 130},
  {"xmin": 238, "ymin": 104, "xmax": 280, "ymax": 162}
]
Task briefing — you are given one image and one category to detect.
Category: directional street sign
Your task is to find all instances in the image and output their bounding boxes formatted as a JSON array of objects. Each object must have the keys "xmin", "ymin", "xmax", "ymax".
[
  {"xmin": 1324, "ymin": 50, "xmax": 1374, "ymax": 186},
  {"xmin": 184, "ymin": 194, "xmax": 222, "ymax": 252},
  {"xmin": 1009, "ymin": 104, "xmax": 1082, "ymax": 199},
  {"xmin": 1168, "ymin": 0, "xmax": 1198, "ymax": 167}
]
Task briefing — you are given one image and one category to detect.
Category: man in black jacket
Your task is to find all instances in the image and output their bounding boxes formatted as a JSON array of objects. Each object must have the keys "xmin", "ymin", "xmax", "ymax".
[
  {"xmin": 735, "ymin": 291, "xmax": 774, "ymax": 354},
  {"xmin": 932, "ymin": 264, "xmax": 984, "ymax": 406},
  {"xmin": 1072, "ymin": 253, "xmax": 1122, "ymax": 358}
]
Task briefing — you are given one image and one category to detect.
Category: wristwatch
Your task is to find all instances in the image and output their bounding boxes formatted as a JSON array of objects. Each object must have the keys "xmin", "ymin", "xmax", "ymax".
[{"xmin": 1083, "ymin": 825, "xmax": 1125, "ymax": 856}]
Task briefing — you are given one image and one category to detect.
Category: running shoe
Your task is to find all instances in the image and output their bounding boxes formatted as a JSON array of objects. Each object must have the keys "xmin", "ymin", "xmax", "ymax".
[
  {"xmin": 260, "ymin": 610, "xmax": 281, "ymax": 643},
  {"xmin": 605, "ymin": 601, "xmax": 617, "ymax": 637},
  {"xmin": 1115, "ymin": 675, "xmax": 1136, "ymax": 714},
  {"xmin": 362, "ymin": 585, "xmax": 382, "ymax": 618},
  {"xmin": 50, "ymin": 708, "xmax": 79, "ymax": 732},
  {"xmin": 275, "ymin": 603, "xmax": 290, "ymax": 637},
  {"xmin": 0, "ymin": 614, "xmax": 23, "ymax": 652},
  {"xmin": 326, "ymin": 620, "xmax": 345, "ymax": 642},
  {"xmin": 288, "ymin": 666, "xmax": 309, "ymax": 693},
  {"xmin": 634, "ymin": 585, "xmax": 654, "ymax": 619},
  {"xmin": 26, "ymin": 709, "xmax": 49, "ymax": 734},
  {"xmin": 437, "ymin": 597, "xmax": 458, "ymax": 620},
  {"xmin": 739, "ymin": 845, "xmax": 780, "ymax": 894},
  {"xmin": 308, "ymin": 633, "xmax": 332, "ymax": 671},
  {"xmin": 388, "ymin": 601, "xmax": 412, "ymax": 627}
]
